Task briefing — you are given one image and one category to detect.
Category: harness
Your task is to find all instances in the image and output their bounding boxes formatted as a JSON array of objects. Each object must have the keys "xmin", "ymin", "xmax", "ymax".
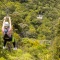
[
  {"xmin": 4, "ymin": 34, "xmax": 10, "ymax": 40},
  {"xmin": 4, "ymin": 29, "xmax": 15, "ymax": 42}
]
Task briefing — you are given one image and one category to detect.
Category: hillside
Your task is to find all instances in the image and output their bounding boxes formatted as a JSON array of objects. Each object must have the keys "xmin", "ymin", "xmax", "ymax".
[{"xmin": 0, "ymin": 0, "xmax": 60, "ymax": 60}]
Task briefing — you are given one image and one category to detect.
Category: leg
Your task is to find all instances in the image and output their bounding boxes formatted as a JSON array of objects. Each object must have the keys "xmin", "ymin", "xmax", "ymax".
[
  {"xmin": 13, "ymin": 41, "xmax": 15, "ymax": 48},
  {"xmin": 13, "ymin": 41, "xmax": 17, "ymax": 50},
  {"xmin": 10, "ymin": 36, "xmax": 17, "ymax": 50},
  {"xmin": 10, "ymin": 36, "xmax": 16, "ymax": 48},
  {"xmin": 3, "ymin": 40, "xmax": 7, "ymax": 49},
  {"xmin": 4, "ymin": 40, "xmax": 7, "ymax": 47}
]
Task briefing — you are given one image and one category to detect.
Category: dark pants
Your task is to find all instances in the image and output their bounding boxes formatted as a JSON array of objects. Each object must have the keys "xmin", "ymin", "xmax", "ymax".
[{"xmin": 3, "ymin": 35, "xmax": 15, "ymax": 47}]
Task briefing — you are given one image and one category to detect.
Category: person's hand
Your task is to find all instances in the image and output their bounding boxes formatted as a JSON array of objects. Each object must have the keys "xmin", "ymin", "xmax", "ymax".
[
  {"xmin": 9, "ymin": 17, "xmax": 11, "ymax": 21},
  {"xmin": 6, "ymin": 15, "xmax": 10, "ymax": 19}
]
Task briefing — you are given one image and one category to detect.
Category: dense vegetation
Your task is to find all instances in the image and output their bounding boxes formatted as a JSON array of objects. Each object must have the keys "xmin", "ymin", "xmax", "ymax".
[{"xmin": 0, "ymin": 0, "xmax": 60, "ymax": 60}]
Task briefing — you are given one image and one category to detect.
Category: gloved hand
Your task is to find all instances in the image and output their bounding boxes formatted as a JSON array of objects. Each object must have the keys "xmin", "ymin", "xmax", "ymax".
[
  {"xmin": 9, "ymin": 17, "xmax": 11, "ymax": 20},
  {"xmin": 6, "ymin": 15, "xmax": 10, "ymax": 19}
]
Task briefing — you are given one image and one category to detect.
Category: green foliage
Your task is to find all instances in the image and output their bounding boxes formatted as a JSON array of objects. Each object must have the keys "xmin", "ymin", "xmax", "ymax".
[
  {"xmin": 0, "ymin": 0, "xmax": 60, "ymax": 60},
  {"xmin": 0, "ymin": 57, "xmax": 6, "ymax": 60},
  {"xmin": 51, "ymin": 20, "xmax": 60, "ymax": 60},
  {"xmin": 19, "ymin": 53, "xmax": 34, "ymax": 60},
  {"xmin": 13, "ymin": 32, "xmax": 21, "ymax": 42}
]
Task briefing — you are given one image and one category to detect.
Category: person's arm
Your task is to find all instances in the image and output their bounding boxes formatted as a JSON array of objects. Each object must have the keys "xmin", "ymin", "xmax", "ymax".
[
  {"xmin": 2, "ymin": 17, "xmax": 6, "ymax": 31},
  {"xmin": 9, "ymin": 17, "xmax": 12, "ymax": 30}
]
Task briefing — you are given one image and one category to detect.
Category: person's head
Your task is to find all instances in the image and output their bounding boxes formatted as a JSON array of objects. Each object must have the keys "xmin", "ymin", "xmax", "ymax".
[{"xmin": 4, "ymin": 22, "xmax": 9, "ymax": 29}]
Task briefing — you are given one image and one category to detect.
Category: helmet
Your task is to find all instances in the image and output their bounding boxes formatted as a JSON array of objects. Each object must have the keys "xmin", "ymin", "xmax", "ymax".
[{"xmin": 4, "ymin": 22, "xmax": 9, "ymax": 27}]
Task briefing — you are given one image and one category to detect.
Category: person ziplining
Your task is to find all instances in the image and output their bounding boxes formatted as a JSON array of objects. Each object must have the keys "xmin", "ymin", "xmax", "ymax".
[{"xmin": 2, "ymin": 15, "xmax": 17, "ymax": 50}]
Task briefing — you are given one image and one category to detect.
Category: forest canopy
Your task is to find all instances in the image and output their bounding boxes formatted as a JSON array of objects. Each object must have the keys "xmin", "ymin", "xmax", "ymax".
[{"xmin": 0, "ymin": 0, "xmax": 60, "ymax": 60}]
